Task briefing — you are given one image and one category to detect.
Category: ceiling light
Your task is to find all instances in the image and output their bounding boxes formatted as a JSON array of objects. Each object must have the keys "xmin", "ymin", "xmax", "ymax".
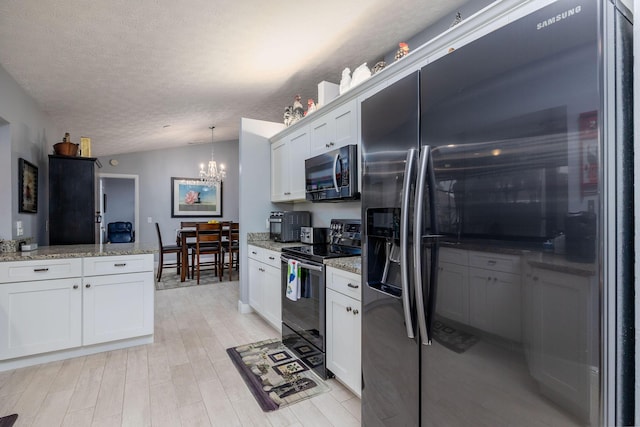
[{"xmin": 199, "ymin": 126, "xmax": 226, "ymax": 187}]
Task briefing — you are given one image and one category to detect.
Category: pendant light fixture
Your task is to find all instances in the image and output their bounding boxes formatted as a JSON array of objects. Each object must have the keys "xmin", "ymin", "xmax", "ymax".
[{"xmin": 199, "ymin": 125, "xmax": 226, "ymax": 187}]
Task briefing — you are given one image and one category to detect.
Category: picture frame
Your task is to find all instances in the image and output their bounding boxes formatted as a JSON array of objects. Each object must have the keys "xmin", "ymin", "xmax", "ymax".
[
  {"xmin": 579, "ymin": 111, "xmax": 598, "ymax": 196},
  {"xmin": 18, "ymin": 158, "xmax": 38, "ymax": 213},
  {"xmin": 171, "ymin": 177, "xmax": 223, "ymax": 218}
]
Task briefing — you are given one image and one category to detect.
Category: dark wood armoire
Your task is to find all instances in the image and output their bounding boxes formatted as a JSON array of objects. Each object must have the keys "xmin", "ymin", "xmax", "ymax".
[{"xmin": 49, "ymin": 155, "xmax": 97, "ymax": 245}]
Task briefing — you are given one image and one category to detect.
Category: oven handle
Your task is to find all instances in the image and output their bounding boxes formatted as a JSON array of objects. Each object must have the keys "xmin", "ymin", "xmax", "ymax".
[{"xmin": 280, "ymin": 256, "xmax": 324, "ymax": 272}]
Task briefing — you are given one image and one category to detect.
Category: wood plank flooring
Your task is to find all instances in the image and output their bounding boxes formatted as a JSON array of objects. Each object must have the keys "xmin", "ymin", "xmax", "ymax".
[{"xmin": 0, "ymin": 281, "xmax": 361, "ymax": 426}]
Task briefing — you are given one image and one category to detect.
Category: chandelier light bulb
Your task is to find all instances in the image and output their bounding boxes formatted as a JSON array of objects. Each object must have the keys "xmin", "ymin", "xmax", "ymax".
[{"xmin": 198, "ymin": 125, "xmax": 226, "ymax": 187}]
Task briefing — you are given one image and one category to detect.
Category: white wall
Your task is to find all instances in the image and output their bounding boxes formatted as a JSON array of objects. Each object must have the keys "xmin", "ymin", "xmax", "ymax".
[{"xmin": 0, "ymin": 63, "xmax": 60, "ymax": 244}]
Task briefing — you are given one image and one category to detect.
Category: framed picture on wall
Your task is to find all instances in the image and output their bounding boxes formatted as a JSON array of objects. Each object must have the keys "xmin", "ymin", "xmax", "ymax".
[
  {"xmin": 18, "ymin": 158, "xmax": 38, "ymax": 213},
  {"xmin": 171, "ymin": 177, "xmax": 223, "ymax": 217}
]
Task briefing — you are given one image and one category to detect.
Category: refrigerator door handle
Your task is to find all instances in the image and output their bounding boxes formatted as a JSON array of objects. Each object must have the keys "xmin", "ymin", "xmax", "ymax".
[
  {"xmin": 413, "ymin": 148, "xmax": 431, "ymax": 346},
  {"xmin": 332, "ymin": 153, "xmax": 340, "ymax": 193},
  {"xmin": 400, "ymin": 148, "xmax": 418, "ymax": 339}
]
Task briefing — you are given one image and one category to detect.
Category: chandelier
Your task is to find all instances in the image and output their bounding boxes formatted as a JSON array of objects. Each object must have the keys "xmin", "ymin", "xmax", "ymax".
[{"xmin": 199, "ymin": 126, "xmax": 226, "ymax": 187}]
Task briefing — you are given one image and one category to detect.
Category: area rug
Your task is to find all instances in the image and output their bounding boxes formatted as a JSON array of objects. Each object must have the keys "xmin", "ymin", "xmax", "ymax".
[
  {"xmin": 0, "ymin": 414, "xmax": 18, "ymax": 427},
  {"xmin": 432, "ymin": 319, "xmax": 478, "ymax": 353},
  {"xmin": 155, "ymin": 269, "xmax": 237, "ymax": 290},
  {"xmin": 226, "ymin": 338, "xmax": 330, "ymax": 411}
]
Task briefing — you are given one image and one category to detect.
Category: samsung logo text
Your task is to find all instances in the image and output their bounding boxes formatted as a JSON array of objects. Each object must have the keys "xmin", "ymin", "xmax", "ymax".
[{"xmin": 537, "ymin": 5, "xmax": 582, "ymax": 30}]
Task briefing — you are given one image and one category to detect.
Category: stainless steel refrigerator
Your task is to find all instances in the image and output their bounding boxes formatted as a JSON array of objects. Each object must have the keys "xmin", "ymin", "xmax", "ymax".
[{"xmin": 360, "ymin": 1, "xmax": 633, "ymax": 425}]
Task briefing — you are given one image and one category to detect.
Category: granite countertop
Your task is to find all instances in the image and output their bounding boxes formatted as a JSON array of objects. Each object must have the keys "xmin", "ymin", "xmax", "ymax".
[
  {"xmin": 0, "ymin": 243, "xmax": 157, "ymax": 262},
  {"xmin": 324, "ymin": 256, "xmax": 361, "ymax": 275},
  {"xmin": 247, "ymin": 232, "xmax": 361, "ymax": 274},
  {"xmin": 523, "ymin": 252, "xmax": 597, "ymax": 277}
]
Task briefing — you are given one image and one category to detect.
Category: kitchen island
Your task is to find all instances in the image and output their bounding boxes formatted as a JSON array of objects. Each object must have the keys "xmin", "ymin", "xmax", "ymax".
[{"xmin": 0, "ymin": 243, "xmax": 156, "ymax": 371}]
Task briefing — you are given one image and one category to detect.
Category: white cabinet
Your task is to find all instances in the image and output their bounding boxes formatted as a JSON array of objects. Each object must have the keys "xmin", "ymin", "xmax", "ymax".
[
  {"xmin": 270, "ymin": 127, "xmax": 309, "ymax": 202},
  {"xmin": 0, "ymin": 254, "xmax": 154, "ymax": 365},
  {"xmin": 309, "ymin": 99, "xmax": 358, "ymax": 157},
  {"xmin": 247, "ymin": 245, "xmax": 282, "ymax": 330},
  {"xmin": 435, "ymin": 248, "xmax": 522, "ymax": 342},
  {"xmin": 436, "ymin": 261, "xmax": 470, "ymax": 325},
  {"xmin": 523, "ymin": 266, "xmax": 595, "ymax": 422},
  {"xmin": 467, "ymin": 251, "xmax": 522, "ymax": 342},
  {"xmin": 0, "ymin": 278, "xmax": 82, "ymax": 359},
  {"xmin": 326, "ymin": 267, "xmax": 361, "ymax": 396}
]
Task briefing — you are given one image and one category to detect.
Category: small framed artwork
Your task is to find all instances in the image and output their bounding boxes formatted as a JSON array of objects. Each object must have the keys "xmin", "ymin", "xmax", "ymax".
[
  {"xmin": 579, "ymin": 111, "xmax": 598, "ymax": 196},
  {"xmin": 18, "ymin": 158, "xmax": 38, "ymax": 213},
  {"xmin": 171, "ymin": 177, "xmax": 223, "ymax": 218}
]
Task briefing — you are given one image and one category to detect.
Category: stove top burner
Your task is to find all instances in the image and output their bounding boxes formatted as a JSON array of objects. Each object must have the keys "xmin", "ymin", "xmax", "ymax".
[{"xmin": 283, "ymin": 244, "xmax": 361, "ymax": 263}]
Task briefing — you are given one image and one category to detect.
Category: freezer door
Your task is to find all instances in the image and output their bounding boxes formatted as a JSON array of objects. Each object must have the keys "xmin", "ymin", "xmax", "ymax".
[{"xmin": 361, "ymin": 71, "xmax": 420, "ymax": 426}]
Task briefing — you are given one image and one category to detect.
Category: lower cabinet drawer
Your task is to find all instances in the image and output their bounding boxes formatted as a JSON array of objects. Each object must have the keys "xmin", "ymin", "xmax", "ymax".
[
  {"xmin": 327, "ymin": 267, "xmax": 361, "ymax": 301},
  {"xmin": 0, "ymin": 258, "xmax": 82, "ymax": 283},
  {"xmin": 83, "ymin": 254, "xmax": 153, "ymax": 276}
]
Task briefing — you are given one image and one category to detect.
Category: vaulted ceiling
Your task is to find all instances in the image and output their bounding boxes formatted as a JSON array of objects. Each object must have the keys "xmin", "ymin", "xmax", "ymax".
[{"xmin": 0, "ymin": 0, "xmax": 467, "ymax": 156}]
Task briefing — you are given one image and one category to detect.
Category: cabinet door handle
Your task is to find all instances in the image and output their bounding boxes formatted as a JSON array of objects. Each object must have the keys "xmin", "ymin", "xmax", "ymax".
[
  {"xmin": 73, "ymin": 284, "xmax": 79, "ymax": 289},
  {"xmin": 353, "ymin": 309, "xmax": 359, "ymax": 315},
  {"xmin": 325, "ymin": 143, "xmax": 331, "ymax": 148},
  {"xmin": 252, "ymin": 251, "xmax": 257, "ymax": 255},
  {"xmin": 114, "ymin": 263, "xmax": 127, "ymax": 267},
  {"xmin": 85, "ymin": 284, "xmax": 91, "ymax": 288},
  {"xmin": 346, "ymin": 306, "xmax": 352, "ymax": 312},
  {"xmin": 347, "ymin": 283, "xmax": 359, "ymax": 289},
  {"xmin": 33, "ymin": 268, "xmax": 49, "ymax": 272},
  {"xmin": 487, "ymin": 260, "xmax": 497, "ymax": 265},
  {"xmin": 268, "ymin": 256, "xmax": 275, "ymax": 260},
  {"xmin": 329, "ymin": 142, "xmax": 335, "ymax": 147}
]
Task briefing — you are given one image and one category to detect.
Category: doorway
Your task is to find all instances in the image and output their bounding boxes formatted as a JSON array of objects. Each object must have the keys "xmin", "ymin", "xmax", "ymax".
[{"xmin": 98, "ymin": 173, "xmax": 139, "ymax": 244}]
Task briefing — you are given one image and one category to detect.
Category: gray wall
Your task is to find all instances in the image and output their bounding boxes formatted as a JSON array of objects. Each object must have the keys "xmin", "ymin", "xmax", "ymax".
[
  {"xmin": 96, "ymin": 140, "xmax": 239, "ymax": 249},
  {"xmin": 0, "ymin": 63, "xmax": 60, "ymax": 244}
]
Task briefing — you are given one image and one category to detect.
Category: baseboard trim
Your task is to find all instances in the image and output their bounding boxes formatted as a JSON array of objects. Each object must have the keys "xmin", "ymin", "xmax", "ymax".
[{"xmin": 238, "ymin": 300, "xmax": 253, "ymax": 314}]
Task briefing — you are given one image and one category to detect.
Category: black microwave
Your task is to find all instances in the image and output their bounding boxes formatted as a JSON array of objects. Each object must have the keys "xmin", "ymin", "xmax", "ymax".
[{"xmin": 305, "ymin": 144, "xmax": 360, "ymax": 202}]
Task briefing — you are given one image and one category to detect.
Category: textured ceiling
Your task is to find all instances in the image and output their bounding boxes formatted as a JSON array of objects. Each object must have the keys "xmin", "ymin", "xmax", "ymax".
[{"xmin": 0, "ymin": 0, "xmax": 466, "ymax": 156}]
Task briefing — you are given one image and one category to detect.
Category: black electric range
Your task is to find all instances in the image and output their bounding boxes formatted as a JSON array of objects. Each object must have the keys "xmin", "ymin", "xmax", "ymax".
[{"xmin": 281, "ymin": 244, "xmax": 361, "ymax": 264}]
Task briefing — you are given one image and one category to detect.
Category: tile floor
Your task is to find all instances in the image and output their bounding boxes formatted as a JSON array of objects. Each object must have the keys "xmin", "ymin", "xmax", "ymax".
[{"xmin": 0, "ymin": 280, "xmax": 361, "ymax": 426}]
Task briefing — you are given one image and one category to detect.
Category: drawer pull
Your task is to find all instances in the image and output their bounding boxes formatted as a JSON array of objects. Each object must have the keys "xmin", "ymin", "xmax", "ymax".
[
  {"xmin": 114, "ymin": 263, "xmax": 127, "ymax": 267},
  {"xmin": 73, "ymin": 284, "xmax": 79, "ymax": 289},
  {"xmin": 33, "ymin": 268, "xmax": 49, "ymax": 272},
  {"xmin": 487, "ymin": 260, "xmax": 497, "ymax": 265},
  {"xmin": 85, "ymin": 284, "xmax": 91, "ymax": 288},
  {"xmin": 252, "ymin": 251, "xmax": 258, "ymax": 255},
  {"xmin": 347, "ymin": 283, "xmax": 359, "ymax": 289},
  {"xmin": 268, "ymin": 256, "xmax": 275, "ymax": 260}
]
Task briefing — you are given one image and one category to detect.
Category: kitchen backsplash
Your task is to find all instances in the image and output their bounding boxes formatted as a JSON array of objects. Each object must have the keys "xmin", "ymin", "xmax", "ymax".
[{"xmin": 293, "ymin": 201, "xmax": 361, "ymax": 227}]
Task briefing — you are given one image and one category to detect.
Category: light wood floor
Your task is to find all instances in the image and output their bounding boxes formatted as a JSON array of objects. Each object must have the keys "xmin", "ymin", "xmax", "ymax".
[{"xmin": 0, "ymin": 280, "xmax": 361, "ymax": 426}]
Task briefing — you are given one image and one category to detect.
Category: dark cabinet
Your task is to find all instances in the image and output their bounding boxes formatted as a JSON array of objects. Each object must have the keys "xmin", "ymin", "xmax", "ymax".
[{"xmin": 49, "ymin": 155, "xmax": 96, "ymax": 245}]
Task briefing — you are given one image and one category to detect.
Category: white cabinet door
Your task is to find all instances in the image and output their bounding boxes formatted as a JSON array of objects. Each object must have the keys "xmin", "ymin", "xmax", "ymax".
[
  {"xmin": 270, "ymin": 128, "xmax": 309, "ymax": 202},
  {"xmin": 436, "ymin": 261, "xmax": 470, "ymax": 324},
  {"xmin": 261, "ymin": 265, "xmax": 282, "ymax": 331},
  {"xmin": 287, "ymin": 130, "xmax": 310, "ymax": 201},
  {"xmin": 326, "ymin": 288, "xmax": 361, "ymax": 396},
  {"xmin": 270, "ymin": 139, "xmax": 287, "ymax": 202},
  {"xmin": 82, "ymin": 272, "xmax": 154, "ymax": 345},
  {"xmin": 468, "ymin": 267, "xmax": 521, "ymax": 341},
  {"xmin": 248, "ymin": 257, "xmax": 263, "ymax": 313},
  {"xmin": 529, "ymin": 267, "xmax": 591, "ymax": 419},
  {"xmin": 309, "ymin": 99, "xmax": 357, "ymax": 157},
  {"xmin": 0, "ymin": 278, "xmax": 82, "ymax": 359}
]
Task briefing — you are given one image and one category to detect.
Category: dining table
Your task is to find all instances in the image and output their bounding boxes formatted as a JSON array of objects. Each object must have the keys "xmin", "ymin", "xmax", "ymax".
[{"xmin": 176, "ymin": 222, "xmax": 231, "ymax": 282}]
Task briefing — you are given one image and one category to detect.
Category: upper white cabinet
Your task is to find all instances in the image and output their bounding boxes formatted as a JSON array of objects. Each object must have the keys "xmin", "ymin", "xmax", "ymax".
[
  {"xmin": 271, "ymin": 126, "xmax": 309, "ymax": 202},
  {"xmin": 309, "ymin": 99, "xmax": 358, "ymax": 157}
]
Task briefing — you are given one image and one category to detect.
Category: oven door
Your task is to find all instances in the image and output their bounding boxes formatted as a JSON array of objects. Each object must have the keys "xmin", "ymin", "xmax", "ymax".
[{"xmin": 280, "ymin": 254, "xmax": 326, "ymax": 351}]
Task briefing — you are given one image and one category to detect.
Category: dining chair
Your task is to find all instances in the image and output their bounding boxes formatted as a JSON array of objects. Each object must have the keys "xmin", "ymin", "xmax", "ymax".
[
  {"xmin": 223, "ymin": 222, "xmax": 240, "ymax": 281},
  {"xmin": 193, "ymin": 222, "xmax": 223, "ymax": 284},
  {"xmin": 155, "ymin": 222, "xmax": 182, "ymax": 282}
]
